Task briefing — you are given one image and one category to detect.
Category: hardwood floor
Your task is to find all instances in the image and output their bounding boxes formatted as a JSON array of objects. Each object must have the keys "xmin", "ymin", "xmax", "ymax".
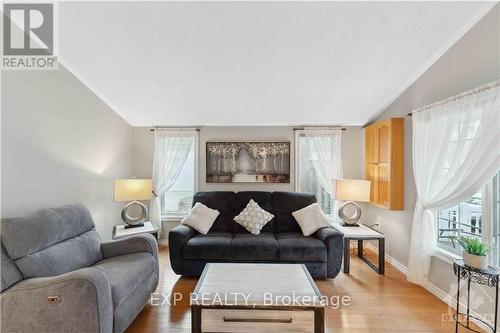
[{"xmin": 126, "ymin": 246, "xmax": 480, "ymax": 333}]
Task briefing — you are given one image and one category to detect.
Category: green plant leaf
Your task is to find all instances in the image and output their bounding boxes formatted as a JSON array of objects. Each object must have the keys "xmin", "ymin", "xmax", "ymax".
[{"xmin": 458, "ymin": 236, "xmax": 489, "ymax": 256}]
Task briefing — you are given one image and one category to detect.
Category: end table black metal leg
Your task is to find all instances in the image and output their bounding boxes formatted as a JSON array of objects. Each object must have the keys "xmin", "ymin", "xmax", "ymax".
[
  {"xmin": 455, "ymin": 267, "xmax": 460, "ymax": 333},
  {"xmin": 466, "ymin": 278, "xmax": 471, "ymax": 328},
  {"xmin": 495, "ymin": 283, "xmax": 498, "ymax": 333},
  {"xmin": 378, "ymin": 238, "xmax": 385, "ymax": 275},
  {"xmin": 343, "ymin": 238, "xmax": 350, "ymax": 274},
  {"xmin": 358, "ymin": 240, "xmax": 363, "ymax": 258}
]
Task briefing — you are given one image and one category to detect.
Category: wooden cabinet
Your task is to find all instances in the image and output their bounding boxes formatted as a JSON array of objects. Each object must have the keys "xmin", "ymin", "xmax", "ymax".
[{"xmin": 364, "ymin": 118, "xmax": 404, "ymax": 210}]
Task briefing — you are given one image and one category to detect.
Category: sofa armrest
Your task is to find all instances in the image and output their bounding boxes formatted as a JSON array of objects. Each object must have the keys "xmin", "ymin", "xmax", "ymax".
[
  {"xmin": 168, "ymin": 224, "xmax": 197, "ymax": 274},
  {"xmin": 315, "ymin": 227, "xmax": 343, "ymax": 278},
  {"xmin": 101, "ymin": 233, "xmax": 159, "ymax": 278},
  {"xmin": 1, "ymin": 267, "xmax": 113, "ymax": 333}
]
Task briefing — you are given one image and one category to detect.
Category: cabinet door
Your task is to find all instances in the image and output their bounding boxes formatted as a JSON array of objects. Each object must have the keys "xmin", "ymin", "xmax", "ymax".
[
  {"xmin": 378, "ymin": 122, "xmax": 390, "ymax": 163},
  {"xmin": 377, "ymin": 163, "xmax": 390, "ymax": 208},
  {"xmin": 365, "ymin": 124, "xmax": 378, "ymax": 163},
  {"xmin": 365, "ymin": 163, "xmax": 378, "ymax": 204}
]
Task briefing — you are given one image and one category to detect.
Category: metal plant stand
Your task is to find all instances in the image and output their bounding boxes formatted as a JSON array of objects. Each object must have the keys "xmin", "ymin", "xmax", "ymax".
[{"xmin": 453, "ymin": 259, "xmax": 499, "ymax": 333}]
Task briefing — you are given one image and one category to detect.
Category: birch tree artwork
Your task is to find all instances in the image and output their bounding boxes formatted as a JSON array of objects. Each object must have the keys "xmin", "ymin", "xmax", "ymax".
[{"xmin": 206, "ymin": 142, "xmax": 290, "ymax": 183}]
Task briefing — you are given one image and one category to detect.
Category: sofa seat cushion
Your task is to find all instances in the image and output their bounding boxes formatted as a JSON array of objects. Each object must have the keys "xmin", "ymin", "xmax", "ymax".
[
  {"xmin": 231, "ymin": 232, "xmax": 278, "ymax": 261},
  {"xmin": 183, "ymin": 232, "xmax": 233, "ymax": 260},
  {"xmin": 277, "ymin": 232, "xmax": 327, "ymax": 262},
  {"xmin": 93, "ymin": 252, "xmax": 155, "ymax": 308}
]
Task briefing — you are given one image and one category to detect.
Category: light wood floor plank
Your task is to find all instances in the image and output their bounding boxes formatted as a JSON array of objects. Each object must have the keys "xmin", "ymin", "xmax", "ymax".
[{"xmin": 126, "ymin": 246, "xmax": 483, "ymax": 333}]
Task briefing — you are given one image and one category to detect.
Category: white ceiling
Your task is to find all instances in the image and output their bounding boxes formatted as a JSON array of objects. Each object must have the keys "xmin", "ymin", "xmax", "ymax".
[{"xmin": 59, "ymin": 2, "xmax": 491, "ymax": 126}]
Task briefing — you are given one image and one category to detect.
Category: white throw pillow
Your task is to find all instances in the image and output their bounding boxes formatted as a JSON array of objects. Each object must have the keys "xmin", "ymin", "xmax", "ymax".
[
  {"xmin": 292, "ymin": 203, "xmax": 331, "ymax": 236},
  {"xmin": 234, "ymin": 199, "xmax": 274, "ymax": 235},
  {"xmin": 181, "ymin": 202, "xmax": 220, "ymax": 234}
]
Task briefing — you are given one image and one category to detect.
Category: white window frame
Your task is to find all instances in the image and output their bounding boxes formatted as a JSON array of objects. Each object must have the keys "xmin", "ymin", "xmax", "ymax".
[
  {"xmin": 160, "ymin": 130, "xmax": 199, "ymax": 222},
  {"xmin": 436, "ymin": 171, "xmax": 500, "ymax": 267}
]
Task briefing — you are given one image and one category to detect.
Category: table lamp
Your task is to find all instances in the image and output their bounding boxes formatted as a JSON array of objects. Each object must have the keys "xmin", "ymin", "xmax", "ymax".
[
  {"xmin": 335, "ymin": 179, "xmax": 371, "ymax": 227},
  {"xmin": 114, "ymin": 178, "xmax": 152, "ymax": 228}
]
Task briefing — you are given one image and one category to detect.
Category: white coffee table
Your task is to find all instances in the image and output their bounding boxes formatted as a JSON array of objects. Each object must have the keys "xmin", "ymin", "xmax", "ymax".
[
  {"xmin": 191, "ymin": 263, "xmax": 324, "ymax": 333},
  {"xmin": 112, "ymin": 222, "xmax": 159, "ymax": 240},
  {"xmin": 332, "ymin": 223, "xmax": 385, "ymax": 274}
]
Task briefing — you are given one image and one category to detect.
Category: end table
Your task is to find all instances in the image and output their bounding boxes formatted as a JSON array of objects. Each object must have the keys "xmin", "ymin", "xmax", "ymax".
[
  {"xmin": 112, "ymin": 221, "xmax": 159, "ymax": 240},
  {"xmin": 452, "ymin": 259, "xmax": 499, "ymax": 333},
  {"xmin": 332, "ymin": 223, "xmax": 385, "ymax": 274}
]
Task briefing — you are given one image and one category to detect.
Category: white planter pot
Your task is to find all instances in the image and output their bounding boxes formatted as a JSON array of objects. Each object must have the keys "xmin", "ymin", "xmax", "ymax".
[{"xmin": 463, "ymin": 252, "xmax": 488, "ymax": 270}]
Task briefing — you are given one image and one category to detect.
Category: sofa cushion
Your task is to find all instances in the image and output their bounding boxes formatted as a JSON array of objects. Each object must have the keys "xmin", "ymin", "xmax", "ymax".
[
  {"xmin": 277, "ymin": 232, "xmax": 327, "ymax": 262},
  {"xmin": 1, "ymin": 203, "xmax": 96, "ymax": 259},
  {"xmin": 231, "ymin": 232, "xmax": 278, "ymax": 261},
  {"xmin": 183, "ymin": 232, "xmax": 233, "ymax": 260},
  {"xmin": 235, "ymin": 192, "xmax": 274, "ymax": 233},
  {"xmin": 93, "ymin": 252, "xmax": 155, "ymax": 308},
  {"xmin": 192, "ymin": 192, "xmax": 237, "ymax": 232},
  {"xmin": 271, "ymin": 192, "xmax": 317, "ymax": 233}
]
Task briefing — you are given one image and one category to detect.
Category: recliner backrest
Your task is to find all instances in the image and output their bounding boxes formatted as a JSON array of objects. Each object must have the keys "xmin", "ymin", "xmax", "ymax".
[
  {"xmin": 192, "ymin": 191, "xmax": 316, "ymax": 234},
  {"xmin": 192, "ymin": 192, "xmax": 237, "ymax": 232},
  {"xmin": 271, "ymin": 192, "xmax": 317, "ymax": 233},
  {"xmin": 1, "ymin": 243, "xmax": 23, "ymax": 292},
  {"xmin": 1, "ymin": 204, "xmax": 102, "ymax": 279}
]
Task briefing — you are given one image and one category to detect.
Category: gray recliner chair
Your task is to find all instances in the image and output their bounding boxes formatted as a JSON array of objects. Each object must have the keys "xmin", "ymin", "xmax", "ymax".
[{"xmin": 0, "ymin": 203, "xmax": 159, "ymax": 333}]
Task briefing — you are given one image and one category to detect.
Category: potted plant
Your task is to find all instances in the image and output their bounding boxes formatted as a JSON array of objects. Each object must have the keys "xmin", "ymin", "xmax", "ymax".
[{"xmin": 458, "ymin": 236, "xmax": 490, "ymax": 270}]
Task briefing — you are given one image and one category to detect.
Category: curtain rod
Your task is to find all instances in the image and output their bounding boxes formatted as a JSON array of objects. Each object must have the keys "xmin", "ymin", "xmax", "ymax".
[
  {"xmin": 150, "ymin": 126, "xmax": 346, "ymax": 131},
  {"xmin": 293, "ymin": 127, "xmax": 346, "ymax": 131},
  {"xmin": 407, "ymin": 79, "xmax": 500, "ymax": 117},
  {"xmin": 150, "ymin": 127, "xmax": 200, "ymax": 132}
]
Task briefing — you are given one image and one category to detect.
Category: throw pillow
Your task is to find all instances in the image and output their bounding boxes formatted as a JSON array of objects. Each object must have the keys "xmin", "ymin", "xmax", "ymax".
[
  {"xmin": 181, "ymin": 202, "xmax": 220, "ymax": 234},
  {"xmin": 234, "ymin": 199, "xmax": 274, "ymax": 235},
  {"xmin": 292, "ymin": 203, "xmax": 331, "ymax": 236}
]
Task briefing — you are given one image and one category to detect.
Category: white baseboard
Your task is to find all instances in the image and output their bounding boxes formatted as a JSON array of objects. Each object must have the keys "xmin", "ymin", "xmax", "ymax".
[
  {"xmin": 361, "ymin": 242, "xmax": 496, "ymax": 332},
  {"xmin": 364, "ymin": 242, "xmax": 408, "ymax": 275}
]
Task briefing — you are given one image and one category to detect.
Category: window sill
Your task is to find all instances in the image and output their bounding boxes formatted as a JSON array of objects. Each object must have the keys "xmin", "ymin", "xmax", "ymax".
[
  {"xmin": 161, "ymin": 216, "xmax": 183, "ymax": 223},
  {"xmin": 433, "ymin": 247, "xmax": 462, "ymax": 265}
]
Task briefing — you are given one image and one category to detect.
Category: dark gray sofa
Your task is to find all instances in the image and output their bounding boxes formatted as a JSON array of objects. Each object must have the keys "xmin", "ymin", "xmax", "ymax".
[
  {"xmin": 169, "ymin": 191, "xmax": 343, "ymax": 279},
  {"xmin": 0, "ymin": 204, "xmax": 159, "ymax": 333}
]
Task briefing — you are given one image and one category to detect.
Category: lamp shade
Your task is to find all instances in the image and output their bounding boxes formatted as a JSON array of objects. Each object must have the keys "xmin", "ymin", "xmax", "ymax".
[
  {"xmin": 335, "ymin": 179, "xmax": 371, "ymax": 202},
  {"xmin": 114, "ymin": 179, "xmax": 152, "ymax": 202}
]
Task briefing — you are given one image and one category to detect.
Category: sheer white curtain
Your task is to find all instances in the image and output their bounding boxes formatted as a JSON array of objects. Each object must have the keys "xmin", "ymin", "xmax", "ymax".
[
  {"xmin": 150, "ymin": 131, "xmax": 197, "ymax": 236},
  {"xmin": 408, "ymin": 81, "xmax": 500, "ymax": 284},
  {"xmin": 302, "ymin": 128, "xmax": 343, "ymax": 205}
]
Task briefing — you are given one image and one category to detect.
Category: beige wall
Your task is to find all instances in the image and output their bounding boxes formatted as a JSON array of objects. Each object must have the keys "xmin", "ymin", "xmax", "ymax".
[
  {"xmin": 1, "ymin": 66, "xmax": 133, "ymax": 240},
  {"xmin": 366, "ymin": 4, "xmax": 500, "ymax": 323}
]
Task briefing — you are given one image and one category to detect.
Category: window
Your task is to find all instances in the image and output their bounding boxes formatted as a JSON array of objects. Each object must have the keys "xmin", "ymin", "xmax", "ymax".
[
  {"xmin": 437, "ymin": 191, "xmax": 482, "ymax": 250},
  {"xmin": 295, "ymin": 130, "xmax": 342, "ymax": 215},
  {"xmin": 161, "ymin": 135, "xmax": 198, "ymax": 219},
  {"xmin": 437, "ymin": 171, "xmax": 500, "ymax": 267}
]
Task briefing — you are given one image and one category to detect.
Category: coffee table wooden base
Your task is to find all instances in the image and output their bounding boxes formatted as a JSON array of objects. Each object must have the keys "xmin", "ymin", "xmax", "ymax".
[{"xmin": 192, "ymin": 306, "xmax": 324, "ymax": 333}]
